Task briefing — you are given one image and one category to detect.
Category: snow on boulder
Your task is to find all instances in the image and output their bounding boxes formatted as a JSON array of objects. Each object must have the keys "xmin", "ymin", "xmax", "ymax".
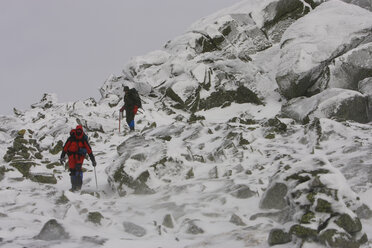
[
  {"xmin": 34, "ymin": 219, "xmax": 69, "ymax": 241},
  {"xmin": 358, "ymin": 77, "xmax": 372, "ymax": 121},
  {"xmin": 281, "ymin": 88, "xmax": 369, "ymax": 123},
  {"xmin": 276, "ymin": 0, "xmax": 372, "ymax": 99},
  {"xmin": 342, "ymin": 0, "xmax": 372, "ymax": 10},
  {"xmin": 123, "ymin": 222, "xmax": 146, "ymax": 237},
  {"xmin": 262, "ymin": 157, "xmax": 368, "ymax": 247},
  {"xmin": 31, "ymin": 93, "xmax": 58, "ymax": 110},
  {"xmin": 125, "ymin": 50, "xmax": 171, "ymax": 73},
  {"xmin": 99, "ymin": 75, "xmax": 126, "ymax": 99},
  {"xmin": 99, "ymin": 93, "xmax": 121, "ymax": 108},
  {"xmin": 123, "ymin": 50, "xmax": 171, "ymax": 82},
  {"xmin": 166, "ymin": 0, "xmax": 306, "ymax": 57},
  {"xmin": 328, "ymin": 43, "xmax": 372, "ymax": 91}
]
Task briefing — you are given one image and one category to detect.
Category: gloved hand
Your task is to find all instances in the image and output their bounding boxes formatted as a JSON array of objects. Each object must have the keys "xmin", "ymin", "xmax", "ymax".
[
  {"xmin": 59, "ymin": 157, "xmax": 66, "ymax": 165},
  {"xmin": 133, "ymin": 105, "xmax": 138, "ymax": 115},
  {"xmin": 92, "ymin": 160, "xmax": 97, "ymax": 167}
]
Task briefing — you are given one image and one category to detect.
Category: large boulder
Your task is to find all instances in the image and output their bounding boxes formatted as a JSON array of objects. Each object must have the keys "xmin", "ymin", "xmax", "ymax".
[
  {"xmin": 276, "ymin": 1, "xmax": 372, "ymax": 99},
  {"xmin": 281, "ymin": 88, "xmax": 369, "ymax": 123},
  {"xmin": 328, "ymin": 43, "xmax": 372, "ymax": 91}
]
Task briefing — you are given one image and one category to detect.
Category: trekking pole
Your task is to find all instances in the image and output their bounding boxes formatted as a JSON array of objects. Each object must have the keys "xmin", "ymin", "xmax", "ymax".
[
  {"xmin": 119, "ymin": 111, "xmax": 121, "ymax": 133},
  {"xmin": 94, "ymin": 166, "xmax": 98, "ymax": 190}
]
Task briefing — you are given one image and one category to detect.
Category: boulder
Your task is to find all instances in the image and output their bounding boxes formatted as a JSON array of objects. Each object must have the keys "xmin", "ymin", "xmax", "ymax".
[
  {"xmin": 289, "ymin": 224, "xmax": 317, "ymax": 241},
  {"xmin": 49, "ymin": 140, "xmax": 63, "ymax": 155},
  {"xmin": 162, "ymin": 214, "xmax": 174, "ymax": 228},
  {"xmin": 268, "ymin": 228, "xmax": 292, "ymax": 246},
  {"xmin": 276, "ymin": 1, "xmax": 372, "ymax": 99},
  {"xmin": 31, "ymin": 93, "xmax": 58, "ymax": 110},
  {"xmin": 355, "ymin": 204, "xmax": 372, "ymax": 219},
  {"xmin": 29, "ymin": 173, "xmax": 57, "ymax": 184},
  {"xmin": 34, "ymin": 219, "xmax": 69, "ymax": 241},
  {"xmin": 87, "ymin": 212, "xmax": 104, "ymax": 225},
  {"xmin": 123, "ymin": 222, "xmax": 146, "ymax": 237},
  {"xmin": 185, "ymin": 220, "xmax": 204, "ymax": 235},
  {"xmin": 260, "ymin": 183, "xmax": 288, "ymax": 210},
  {"xmin": 230, "ymin": 214, "xmax": 246, "ymax": 226},
  {"xmin": 208, "ymin": 166, "xmax": 218, "ymax": 179},
  {"xmin": 358, "ymin": 77, "xmax": 372, "ymax": 121},
  {"xmin": 335, "ymin": 213, "xmax": 362, "ymax": 235},
  {"xmin": 229, "ymin": 184, "xmax": 256, "ymax": 199},
  {"xmin": 82, "ymin": 236, "xmax": 108, "ymax": 245},
  {"xmin": 328, "ymin": 43, "xmax": 372, "ymax": 91},
  {"xmin": 281, "ymin": 88, "xmax": 369, "ymax": 123},
  {"xmin": 199, "ymin": 86, "xmax": 262, "ymax": 111},
  {"xmin": 319, "ymin": 229, "xmax": 362, "ymax": 248},
  {"xmin": 342, "ymin": 0, "xmax": 372, "ymax": 11}
]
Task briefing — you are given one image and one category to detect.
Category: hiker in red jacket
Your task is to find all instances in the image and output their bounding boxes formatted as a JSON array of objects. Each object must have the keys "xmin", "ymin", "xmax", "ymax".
[{"xmin": 60, "ymin": 125, "xmax": 96, "ymax": 191}]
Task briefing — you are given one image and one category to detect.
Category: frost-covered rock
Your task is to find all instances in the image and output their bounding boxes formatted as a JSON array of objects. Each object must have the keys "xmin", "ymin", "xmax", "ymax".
[
  {"xmin": 31, "ymin": 93, "xmax": 58, "ymax": 110},
  {"xmin": 230, "ymin": 213, "xmax": 246, "ymax": 226},
  {"xmin": 281, "ymin": 88, "xmax": 369, "ymax": 123},
  {"xmin": 87, "ymin": 212, "xmax": 104, "ymax": 225},
  {"xmin": 328, "ymin": 43, "xmax": 372, "ymax": 91},
  {"xmin": 268, "ymin": 228, "xmax": 292, "ymax": 246},
  {"xmin": 34, "ymin": 219, "xmax": 69, "ymax": 241},
  {"xmin": 182, "ymin": 220, "xmax": 204, "ymax": 235},
  {"xmin": 123, "ymin": 221, "xmax": 146, "ymax": 237},
  {"xmin": 263, "ymin": 157, "xmax": 368, "ymax": 247},
  {"xmin": 260, "ymin": 183, "xmax": 288, "ymax": 210},
  {"xmin": 358, "ymin": 77, "xmax": 372, "ymax": 120},
  {"xmin": 276, "ymin": 0, "xmax": 372, "ymax": 99},
  {"xmin": 29, "ymin": 173, "xmax": 57, "ymax": 184},
  {"xmin": 342, "ymin": 0, "xmax": 372, "ymax": 10},
  {"xmin": 162, "ymin": 214, "xmax": 175, "ymax": 228},
  {"xmin": 229, "ymin": 184, "xmax": 256, "ymax": 199}
]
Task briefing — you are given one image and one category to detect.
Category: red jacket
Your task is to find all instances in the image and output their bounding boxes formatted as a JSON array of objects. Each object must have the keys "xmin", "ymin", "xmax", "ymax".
[{"xmin": 62, "ymin": 128, "xmax": 93, "ymax": 169}]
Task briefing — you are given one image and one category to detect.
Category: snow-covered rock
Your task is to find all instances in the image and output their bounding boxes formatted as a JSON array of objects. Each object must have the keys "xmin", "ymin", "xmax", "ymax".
[
  {"xmin": 358, "ymin": 77, "xmax": 372, "ymax": 120},
  {"xmin": 31, "ymin": 93, "xmax": 58, "ymax": 110},
  {"xmin": 276, "ymin": 0, "xmax": 372, "ymax": 99},
  {"xmin": 1, "ymin": 1, "xmax": 372, "ymax": 248},
  {"xmin": 262, "ymin": 157, "xmax": 368, "ymax": 247},
  {"xmin": 328, "ymin": 42, "xmax": 372, "ymax": 91},
  {"xmin": 281, "ymin": 88, "xmax": 369, "ymax": 123}
]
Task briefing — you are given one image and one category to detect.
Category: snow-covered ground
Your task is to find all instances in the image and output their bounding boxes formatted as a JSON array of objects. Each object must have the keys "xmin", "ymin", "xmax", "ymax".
[{"xmin": 1, "ymin": 0, "xmax": 372, "ymax": 247}]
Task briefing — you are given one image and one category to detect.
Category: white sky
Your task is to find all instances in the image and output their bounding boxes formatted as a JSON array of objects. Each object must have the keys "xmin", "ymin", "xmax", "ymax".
[{"xmin": 0, "ymin": 0, "xmax": 242, "ymax": 115}]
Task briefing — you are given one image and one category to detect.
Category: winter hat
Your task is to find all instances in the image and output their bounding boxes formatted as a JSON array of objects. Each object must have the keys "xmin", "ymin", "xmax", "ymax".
[
  {"xmin": 75, "ymin": 125, "xmax": 84, "ymax": 138},
  {"xmin": 124, "ymin": 86, "xmax": 130, "ymax": 92}
]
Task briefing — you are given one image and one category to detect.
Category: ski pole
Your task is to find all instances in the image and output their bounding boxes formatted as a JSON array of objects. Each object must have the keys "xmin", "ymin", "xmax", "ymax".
[{"xmin": 94, "ymin": 166, "xmax": 98, "ymax": 190}]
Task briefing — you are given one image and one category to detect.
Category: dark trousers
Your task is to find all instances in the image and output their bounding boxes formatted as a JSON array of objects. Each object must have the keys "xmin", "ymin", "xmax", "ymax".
[
  {"xmin": 69, "ymin": 164, "xmax": 83, "ymax": 191},
  {"xmin": 125, "ymin": 109, "xmax": 135, "ymax": 130}
]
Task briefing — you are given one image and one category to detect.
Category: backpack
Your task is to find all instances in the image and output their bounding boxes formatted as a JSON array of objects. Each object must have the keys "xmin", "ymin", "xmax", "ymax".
[{"xmin": 130, "ymin": 88, "xmax": 142, "ymax": 108}]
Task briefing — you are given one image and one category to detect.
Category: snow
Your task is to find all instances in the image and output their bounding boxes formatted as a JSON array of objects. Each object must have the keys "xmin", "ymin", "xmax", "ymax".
[{"xmin": 0, "ymin": 0, "xmax": 372, "ymax": 247}]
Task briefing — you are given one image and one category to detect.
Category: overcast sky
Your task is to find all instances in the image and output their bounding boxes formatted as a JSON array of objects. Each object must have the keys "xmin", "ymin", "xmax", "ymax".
[{"xmin": 0, "ymin": 0, "xmax": 243, "ymax": 115}]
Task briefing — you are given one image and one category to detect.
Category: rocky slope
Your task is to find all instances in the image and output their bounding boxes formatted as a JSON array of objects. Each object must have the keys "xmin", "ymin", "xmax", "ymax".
[{"xmin": 0, "ymin": 0, "xmax": 372, "ymax": 247}]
